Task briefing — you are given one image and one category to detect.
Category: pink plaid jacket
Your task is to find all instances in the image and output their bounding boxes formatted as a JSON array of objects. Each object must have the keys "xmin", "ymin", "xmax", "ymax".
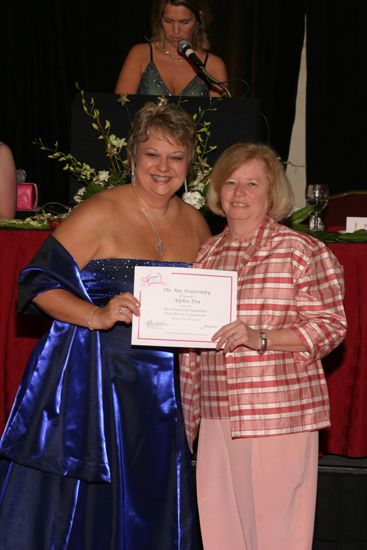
[{"xmin": 180, "ymin": 217, "xmax": 347, "ymax": 450}]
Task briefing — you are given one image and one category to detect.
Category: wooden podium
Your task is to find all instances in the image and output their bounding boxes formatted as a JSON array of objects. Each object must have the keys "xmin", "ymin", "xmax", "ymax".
[{"xmin": 69, "ymin": 93, "xmax": 262, "ymax": 201}]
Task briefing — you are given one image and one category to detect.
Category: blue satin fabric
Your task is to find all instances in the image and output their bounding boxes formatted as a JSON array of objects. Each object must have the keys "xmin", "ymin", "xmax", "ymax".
[{"xmin": 0, "ymin": 236, "xmax": 197, "ymax": 549}]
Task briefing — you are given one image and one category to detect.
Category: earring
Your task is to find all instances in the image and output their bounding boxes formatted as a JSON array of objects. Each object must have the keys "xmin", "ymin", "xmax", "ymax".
[
  {"xmin": 131, "ymin": 165, "xmax": 135, "ymax": 184},
  {"xmin": 184, "ymin": 177, "xmax": 188, "ymax": 193}
]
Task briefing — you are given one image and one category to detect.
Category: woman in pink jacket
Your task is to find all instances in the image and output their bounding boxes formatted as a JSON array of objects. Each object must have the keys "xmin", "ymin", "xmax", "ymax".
[{"xmin": 180, "ymin": 142, "xmax": 347, "ymax": 550}]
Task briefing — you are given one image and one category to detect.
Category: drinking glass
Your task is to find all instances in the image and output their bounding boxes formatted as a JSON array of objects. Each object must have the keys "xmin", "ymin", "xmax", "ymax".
[{"xmin": 305, "ymin": 184, "xmax": 329, "ymax": 231}]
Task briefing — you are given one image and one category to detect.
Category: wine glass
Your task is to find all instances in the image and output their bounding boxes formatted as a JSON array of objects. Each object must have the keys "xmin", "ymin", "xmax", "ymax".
[{"xmin": 305, "ymin": 184, "xmax": 329, "ymax": 231}]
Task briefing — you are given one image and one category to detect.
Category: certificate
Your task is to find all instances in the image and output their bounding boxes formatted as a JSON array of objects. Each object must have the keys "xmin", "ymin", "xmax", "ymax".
[{"xmin": 132, "ymin": 265, "xmax": 237, "ymax": 348}]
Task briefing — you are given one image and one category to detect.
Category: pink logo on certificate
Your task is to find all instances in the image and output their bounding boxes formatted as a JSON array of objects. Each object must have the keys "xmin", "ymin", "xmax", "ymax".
[{"xmin": 141, "ymin": 272, "xmax": 167, "ymax": 286}]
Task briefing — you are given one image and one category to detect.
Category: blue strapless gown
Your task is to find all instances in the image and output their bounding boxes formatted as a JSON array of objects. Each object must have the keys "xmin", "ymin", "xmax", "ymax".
[{"xmin": 0, "ymin": 236, "xmax": 198, "ymax": 549}]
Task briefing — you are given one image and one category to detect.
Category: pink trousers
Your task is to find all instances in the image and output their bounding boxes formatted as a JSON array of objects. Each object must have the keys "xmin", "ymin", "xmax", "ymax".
[{"xmin": 196, "ymin": 419, "xmax": 318, "ymax": 550}]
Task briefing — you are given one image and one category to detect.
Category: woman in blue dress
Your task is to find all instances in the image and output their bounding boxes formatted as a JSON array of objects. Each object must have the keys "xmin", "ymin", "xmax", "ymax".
[
  {"xmin": 114, "ymin": 0, "xmax": 228, "ymax": 97},
  {"xmin": 0, "ymin": 101, "xmax": 211, "ymax": 549}
]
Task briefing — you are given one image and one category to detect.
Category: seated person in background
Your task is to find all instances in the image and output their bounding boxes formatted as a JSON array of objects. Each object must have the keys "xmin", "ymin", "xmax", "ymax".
[
  {"xmin": 0, "ymin": 141, "xmax": 16, "ymax": 219},
  {"xmin": 115, "ymin": 0, "xmax": 228, "ymax": 97}
]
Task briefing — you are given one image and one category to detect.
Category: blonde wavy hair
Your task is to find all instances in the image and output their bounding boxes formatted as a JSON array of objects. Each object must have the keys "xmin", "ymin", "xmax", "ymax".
[{"xmin": 150, "ymin": 0, "xmax": 211, "ymax": 51}]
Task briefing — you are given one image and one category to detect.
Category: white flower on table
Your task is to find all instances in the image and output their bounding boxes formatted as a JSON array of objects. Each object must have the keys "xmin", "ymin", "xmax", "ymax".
[
  {"xmin": 74, "ymin": 187, "xmax": 86, "ymax": 203},
  {"xmin": 109, "ymin": 135, "xmax": 127, "ymax": 149},
  {"xmin": 96, "ymin": 170, "xmax": 110, "ymax": 183},
  {"xmin": 182, "ymin": 191, "xmax": 206, "ymax": 210}
]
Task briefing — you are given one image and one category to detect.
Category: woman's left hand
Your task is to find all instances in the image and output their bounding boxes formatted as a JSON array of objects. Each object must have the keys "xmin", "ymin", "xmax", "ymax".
[{"xmin": 212, "ymin": 319, "xmax": 261, "ymax": 353}]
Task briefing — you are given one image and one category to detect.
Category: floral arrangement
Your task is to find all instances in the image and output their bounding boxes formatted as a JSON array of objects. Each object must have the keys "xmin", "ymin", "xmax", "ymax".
[
  {"xmin": 34, "ymin": 88, "xmax": 219, "ymax": 212},
  {"xmin": 2, "ymin": 88, "xmax": 367, "ymax": 243}
]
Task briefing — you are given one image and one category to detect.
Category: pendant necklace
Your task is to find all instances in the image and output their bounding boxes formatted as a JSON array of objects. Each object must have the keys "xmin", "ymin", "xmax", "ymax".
[
  {"xmin": 162, "ymin": 49, "xmax": 183, "ymax": 62},
  {"xmin": 136, "ymin": 198, "xmax": 171, "ymax": 257}
]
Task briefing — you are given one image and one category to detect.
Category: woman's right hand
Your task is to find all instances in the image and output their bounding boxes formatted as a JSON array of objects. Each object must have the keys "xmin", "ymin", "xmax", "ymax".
[{"xmin": 90, "ymin": 292, "xmax": 140, "ymax": 330}]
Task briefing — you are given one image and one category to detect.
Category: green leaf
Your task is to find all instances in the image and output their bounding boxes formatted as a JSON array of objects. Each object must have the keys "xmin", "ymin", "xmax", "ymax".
[{"xmin": 285, "ymin": 205, "xmax": 315, "ymax": 225}]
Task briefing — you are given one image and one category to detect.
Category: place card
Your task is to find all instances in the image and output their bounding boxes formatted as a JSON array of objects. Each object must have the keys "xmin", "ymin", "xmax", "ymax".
[{"xmin": 346, "ymin": 217, "xmax": 367, "ymax": 232}]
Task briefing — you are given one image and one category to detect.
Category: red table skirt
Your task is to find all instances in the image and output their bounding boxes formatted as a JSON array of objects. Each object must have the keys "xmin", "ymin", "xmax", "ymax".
[
  {"xmin": 320, "ymin": 243, "xmax": 367, "ymax": 457},
  {"xmin": 0, "ymin": 230, "xmax": 366, "ymax": 457},
  {"xmin": 0, "ymin": 229, "xmax": 51, "ymax": 432}
]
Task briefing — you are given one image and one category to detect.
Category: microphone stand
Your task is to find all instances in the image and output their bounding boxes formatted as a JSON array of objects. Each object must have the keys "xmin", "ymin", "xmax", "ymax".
[
  {"xmin": 195, "ymin": 67, "xmax": 231, "ymax": 98},
  {"xmin": 177, "ymin": 40, "xmax": 231, "ymax": 97},
  {"xmin": 218, "ymin": 83, "xmax": 231, "ymax": 98},
  {"xmin": 207, "ymin": 74, "xmax": 231, "ymax": 98}
]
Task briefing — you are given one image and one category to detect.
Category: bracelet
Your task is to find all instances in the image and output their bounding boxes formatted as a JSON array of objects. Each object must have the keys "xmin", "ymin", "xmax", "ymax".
[
  {"xmin": 87, "ymin": 305, "xmax": 99, "ymax": 331},
  {"xmin": 257, "ymin": 331, "xmax": 267, "ymax": 355}
]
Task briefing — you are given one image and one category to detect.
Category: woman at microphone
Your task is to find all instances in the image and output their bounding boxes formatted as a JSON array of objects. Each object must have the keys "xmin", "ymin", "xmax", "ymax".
[{"xmin": 114, "ymin": 0, "xmax": 228, "ymax": 97}]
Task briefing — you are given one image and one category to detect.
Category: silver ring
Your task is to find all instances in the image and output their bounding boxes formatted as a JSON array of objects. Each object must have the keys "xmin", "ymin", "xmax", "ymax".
[{"xmin": 119, "ymin": 306, "xmax": 128, "ymax": 315}]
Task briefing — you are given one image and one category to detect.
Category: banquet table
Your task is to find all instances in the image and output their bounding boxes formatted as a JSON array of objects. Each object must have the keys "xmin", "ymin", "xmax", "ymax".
[
  {"xmin": 319, "ymin": 242, "xmax": 367, "ymax": 457},
  {"xmin": 0, "ymin": 228, "xmax": 367, "ymax": 457},
  {"xmin": 0, "ymin": 228, "xmax": 51, "ymax": 432}
]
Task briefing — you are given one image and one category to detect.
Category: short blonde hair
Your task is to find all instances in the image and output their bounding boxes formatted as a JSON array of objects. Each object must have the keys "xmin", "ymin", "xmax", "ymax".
[
  {"xmin": 127, "ymin": 101, "xmax": 197, "ymax": 168},
  {"xmin": 207, "ymin": 142, "xmax": 294, "ymax": 221}
]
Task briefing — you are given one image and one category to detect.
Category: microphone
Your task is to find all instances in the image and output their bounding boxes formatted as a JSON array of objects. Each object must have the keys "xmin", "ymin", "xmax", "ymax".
[
  {"xmin": 177, "ymin": 39, "xmax": 207, "ymax": 73},
  {"xmin": 177, "ymin": 40, "xmax": 231, "ymax": 97}
]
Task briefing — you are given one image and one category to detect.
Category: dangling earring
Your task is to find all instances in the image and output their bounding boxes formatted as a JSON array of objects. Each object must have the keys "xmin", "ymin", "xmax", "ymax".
[
  {"xmin": 184, "ymin": 177, "xmax": 188, "ymax": 193},
  {"xmin": 131, "ymin": 165, "xmax": 135, "ymax": 184}
]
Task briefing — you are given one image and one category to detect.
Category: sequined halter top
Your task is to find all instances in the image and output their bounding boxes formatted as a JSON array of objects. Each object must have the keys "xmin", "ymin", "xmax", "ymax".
[{"xmin": 137, "ymin": 43, "xmax": 210, "ymax": 97}]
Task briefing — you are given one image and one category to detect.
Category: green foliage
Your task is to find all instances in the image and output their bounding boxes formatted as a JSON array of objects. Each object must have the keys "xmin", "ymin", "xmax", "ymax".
[{"xmin": 284, "ymin": 205, "xmax": 367, "ymax": 243}]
